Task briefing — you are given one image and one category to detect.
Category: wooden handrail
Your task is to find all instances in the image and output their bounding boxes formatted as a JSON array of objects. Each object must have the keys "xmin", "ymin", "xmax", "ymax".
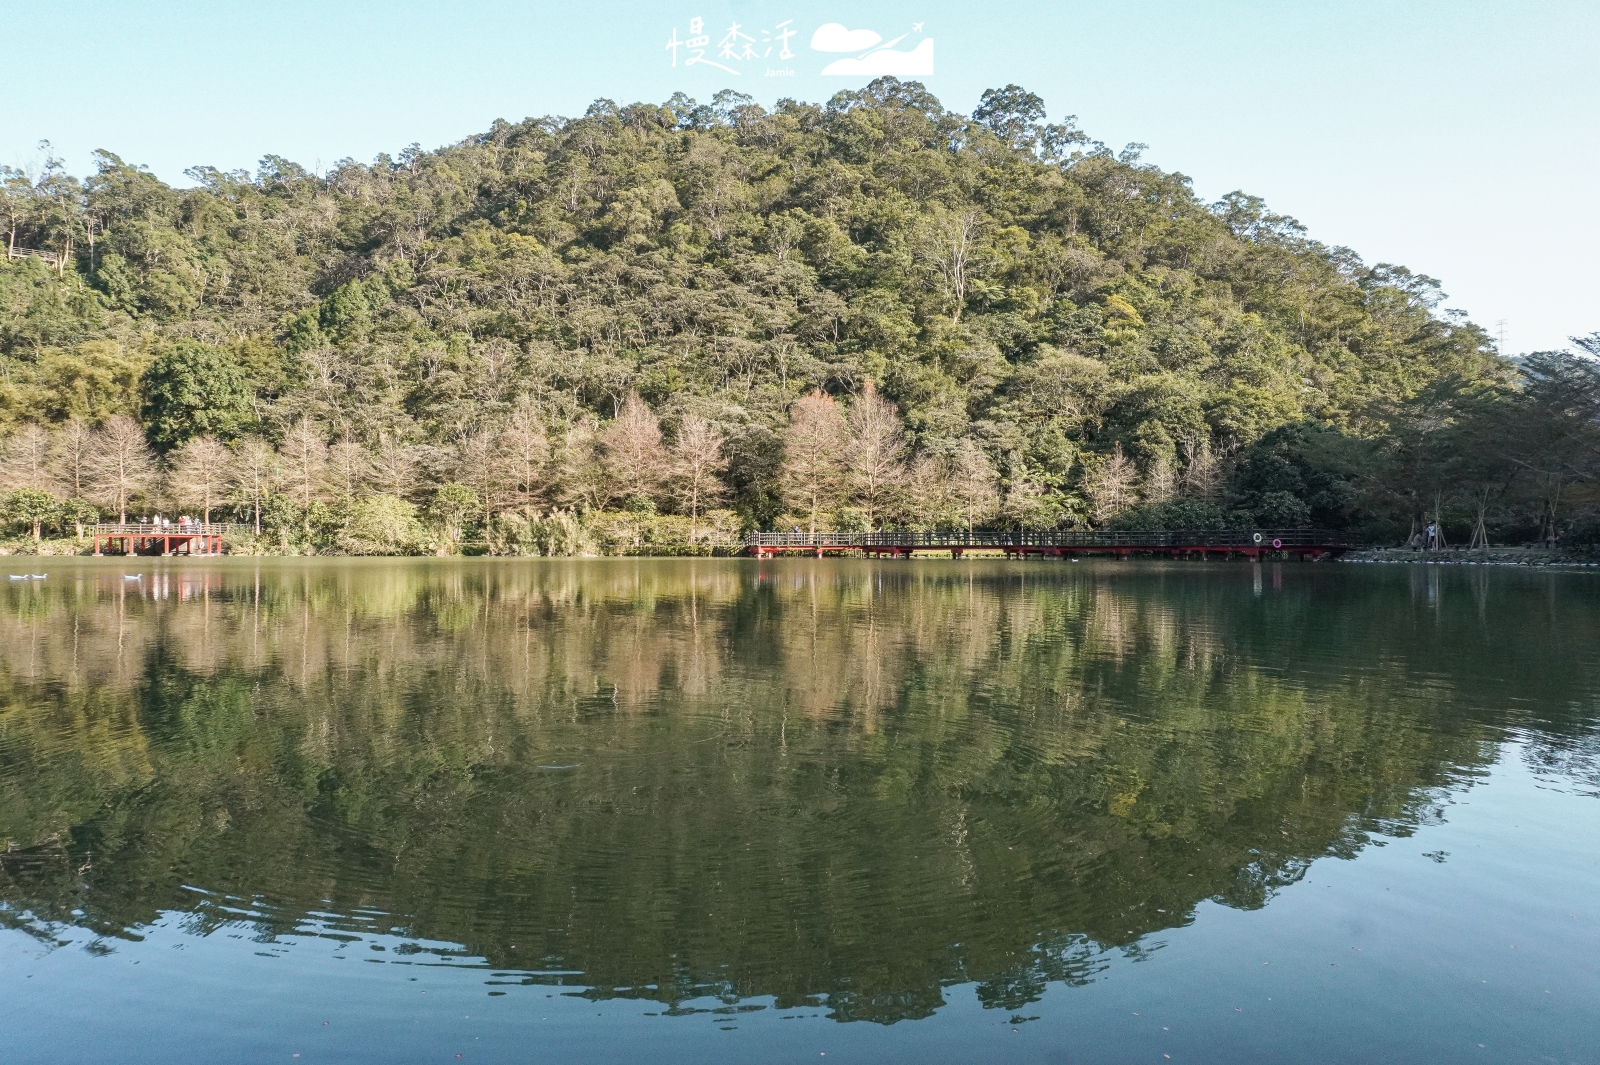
[
  {"xmin": 7, "ymin": 247, "xmax": 60, "ymax": 264},
  {"xmin": 746, "ymin": 529, "xmax": 1354, "ymax": 549},
  {"xmin": 92, "ymin": 523, "xmax": 238, "ymax": 536}
]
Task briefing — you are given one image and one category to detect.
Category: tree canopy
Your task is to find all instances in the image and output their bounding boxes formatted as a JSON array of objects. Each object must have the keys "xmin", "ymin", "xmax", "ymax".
[
  {"xmin": 1, "ymin": 80, "xmax": 1594, "ymax": 548},
  {"xmin": 137, "ymin": 340, "xmax": 253, "ymax": 449}
]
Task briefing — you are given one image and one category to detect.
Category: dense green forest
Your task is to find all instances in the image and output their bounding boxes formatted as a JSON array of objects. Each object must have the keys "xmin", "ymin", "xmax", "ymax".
[{"xmin": 1, "ymin": 79, "xmax": 1596, "ymax": 552}]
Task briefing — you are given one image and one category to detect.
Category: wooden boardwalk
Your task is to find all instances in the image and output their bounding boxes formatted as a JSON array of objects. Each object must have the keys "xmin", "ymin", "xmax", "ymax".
[
  {"xmin": 93, "ymin": 523, "xmax": 234, "ymax": 556},
  {"xmin": 744, "ymin": 529, "xmax": 1353, "ymax": 561}
]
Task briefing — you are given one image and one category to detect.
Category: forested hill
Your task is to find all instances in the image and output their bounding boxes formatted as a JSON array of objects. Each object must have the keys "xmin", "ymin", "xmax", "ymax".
[{"xmin": 6, "ymin": 78, "xmax": 1585, "ymax": 552}]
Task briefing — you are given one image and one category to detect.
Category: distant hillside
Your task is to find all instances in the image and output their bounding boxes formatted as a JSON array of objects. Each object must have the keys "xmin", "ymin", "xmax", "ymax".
[{"xmin": 3, "ymin": 78, "xmax": 1594, "ymax": 551}]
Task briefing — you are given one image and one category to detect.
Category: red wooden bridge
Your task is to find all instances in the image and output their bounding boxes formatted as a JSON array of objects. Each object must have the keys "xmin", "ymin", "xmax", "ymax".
[
  {"xmin": 93, "ymin": 523, "xmax": 233, "ymax": 556},
  {"xmin": 745, "ymin": 529, "xmax": 1354, "ymax": 561}
]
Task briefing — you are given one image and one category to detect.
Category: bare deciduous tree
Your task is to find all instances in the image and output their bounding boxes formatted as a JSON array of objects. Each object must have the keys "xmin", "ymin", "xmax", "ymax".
[
  {"xmin": 602, "ymin": 392, "xmax": 666, "ymax": 504},
  {"xmin": 168, "ymin": 435, "xmax": 231, "ymax": 523},
  {"xmin": 369, "ymin": 432, "xmax": 423, "ymax": 501},
  {"xmin": 48, "ymin": 417, "xmax": 93, "ymax": 500},
  {"xmin": 325, "ymin": 438, "xmax": 371, "ymax": 498},
  {"xmin": 277, "ymin": 420, "xmax": 329, "ymax": 517},
  {"xmin": 0, "ymin": 423, "xmax": 56, "ymax": 492},
  {"xmin": 1144, "ymin": 454, "xmax": 1176, "ymax": 505},
  {"xmin": 901, "ymin": 454, "xmax": 953, "ymax": 530},
  {"xmin": 1087, "ymin": 442, "xmax": 1137, "ymax": 525},
  {"xmin": 780, "ymin": 390, "xmax": 849, "ymax": 536},
  {"xmin": 1001, "ymin": 471, "xmax": 1054, "ymax": 530},
  {"xmin": 949, "ymin": 442, "xmax": 1000, "ymax": 536},
  {"xmin": 847, "ymin": 381, "xmax": 907, "ymax": 530},
  {"xmin": 231, "ymin": 437, "xmax": 278, "ymax": 535},
  {"xmin": 455, "ymin": 431, "xmax": 515, "ymax": 523},
  {"xmin": 497, "ymin": 398, "xmax": 550, "ymax": 510},
  {"xmin": 669, "ymin": 414, "xmax": 728, "ymax": 543},
  {"xmin": 917, "ymin": 207, "xmax": 985, "ymax": 323},
  {"xmin": 86, "ymin": 416, "xmax": 156, "ymax": 523},
  {"xmin": 1179, "ymin": 436, "xmax": 1219, "ymax": 499}
]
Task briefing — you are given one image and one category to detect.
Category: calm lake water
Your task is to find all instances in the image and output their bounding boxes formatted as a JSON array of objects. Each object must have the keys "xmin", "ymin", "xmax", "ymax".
[{"xmin": 2, "ymin": 558, "xmax": 1597, "ymax": 1064}]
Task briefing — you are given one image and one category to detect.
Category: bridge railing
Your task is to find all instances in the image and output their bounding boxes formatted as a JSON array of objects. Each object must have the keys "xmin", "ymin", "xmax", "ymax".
[
  {"xmin": 746, "ymin": 531, "xmax": 876, "ymax": 548},
  {"xmin": 7, "ymin": 247, "xmax": 61, "ymax": 266},
  {"xmin": 92, "ymin": 523, "xmax": 238, "ymax": 536},
  {"xmin": 746, "ymin": 529, "xmax": 1353, "ymax": 549}
]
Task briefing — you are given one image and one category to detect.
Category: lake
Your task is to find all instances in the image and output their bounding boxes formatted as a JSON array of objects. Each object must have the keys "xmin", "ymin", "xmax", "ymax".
[{"xmin": 2, "ymin": 558, "xmax": 1597, "ymax": 1064}]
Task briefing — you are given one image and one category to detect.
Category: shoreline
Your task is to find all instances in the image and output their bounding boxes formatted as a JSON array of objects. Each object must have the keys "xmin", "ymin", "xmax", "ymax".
[
  {"xmin": 1341, "ymin": 547, "xmax": 1600, "ymax": 568},
  {"xmin": 9, "ymin": 541, "xmax": 1600, "ymax": 568}
]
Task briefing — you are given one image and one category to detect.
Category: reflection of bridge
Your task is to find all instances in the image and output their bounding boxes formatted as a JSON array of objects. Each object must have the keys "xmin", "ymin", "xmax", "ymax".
[
  {"xmin": 92, "ymin": 523, "xmax": 235, "ymax": 556},
  {"xmin": 745, "ymin": 529, "xmax": 1355, "ymax": 560}
]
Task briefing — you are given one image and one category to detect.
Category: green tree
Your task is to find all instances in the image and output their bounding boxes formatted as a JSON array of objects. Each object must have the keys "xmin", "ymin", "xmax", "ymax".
[
  {"xmin": 3, "ymin": 487, "xmax": 60, "ymax": 540},
  {"xmin": 972, "ymin": 84, "xmax": 1047, "ymax": 149},
  {"xmin": 138, "ymin": 341, "xmax": 253, "ymax": 450},
  {"xmin": 342, "ymin": 494, "xmax": 425, "ymax": 555},
  {"xmin": 58, "ymin": 497, "xmax": 98, "ymax": 540},
  {"xmin": 1227, "ymin": 423, "xmax": 1371, "ymax": 529},
  {"xmin": 427, "ymin": 482, "xmax": 479, "ymax": 549}
]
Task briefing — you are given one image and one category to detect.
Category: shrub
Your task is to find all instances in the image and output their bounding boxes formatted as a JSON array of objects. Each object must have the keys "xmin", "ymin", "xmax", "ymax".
[
  {"xmin": 1, "ymin": 488, "xmax": 61, "ymax": 540},
  {"xmin": 1112, "ymin": 498, "xmax": 1230, "ymax": 531},
  {"xmin": 339, "ymin": 494, "xmax": 426, "ymax": 555}
]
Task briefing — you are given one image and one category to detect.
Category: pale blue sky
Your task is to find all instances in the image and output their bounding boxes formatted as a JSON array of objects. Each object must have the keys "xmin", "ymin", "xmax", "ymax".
[{"xmin": 4, "ymin": 0, "xmax": 1595, "ymax": 353}]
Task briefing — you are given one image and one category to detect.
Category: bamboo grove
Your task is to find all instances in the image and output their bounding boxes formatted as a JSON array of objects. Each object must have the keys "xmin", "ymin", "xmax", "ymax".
[{"xmin": 2, "ymin": 79, "xmax": 1596, "ymax": 552}]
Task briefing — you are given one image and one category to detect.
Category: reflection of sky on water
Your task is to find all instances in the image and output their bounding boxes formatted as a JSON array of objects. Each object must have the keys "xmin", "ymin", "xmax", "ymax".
[{"xmin": 5, "ymin": 753, "xmax": 1598, "ymax": 1065}]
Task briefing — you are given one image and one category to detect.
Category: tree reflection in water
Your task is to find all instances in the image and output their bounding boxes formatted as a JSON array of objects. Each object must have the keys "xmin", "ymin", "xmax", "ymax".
[{"xmin": 1, "ymin": 559, "xmax": 1597, "ymax": 1024}]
